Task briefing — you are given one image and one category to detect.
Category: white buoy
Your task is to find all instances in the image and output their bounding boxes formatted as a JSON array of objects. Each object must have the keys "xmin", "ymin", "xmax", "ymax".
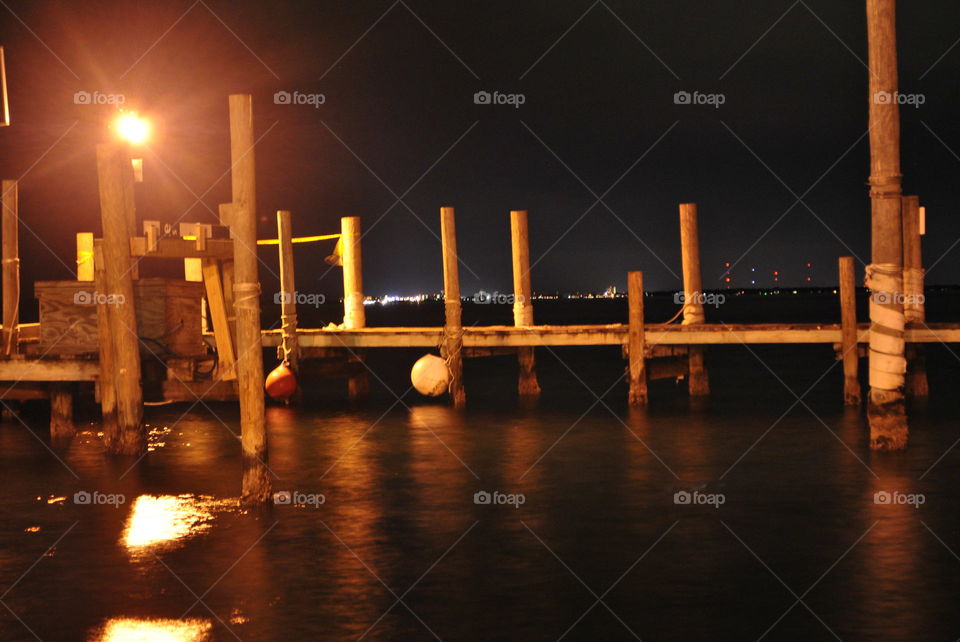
[{"xmin": 411, "ymin": 354, "xmax": 450, "ymax": 397}]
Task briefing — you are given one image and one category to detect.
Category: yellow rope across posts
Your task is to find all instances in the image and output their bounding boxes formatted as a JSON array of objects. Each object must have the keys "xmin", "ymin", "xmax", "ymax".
[{"xmin": 256, "ymin": 233, "xmax": 340, "ymax": 246}]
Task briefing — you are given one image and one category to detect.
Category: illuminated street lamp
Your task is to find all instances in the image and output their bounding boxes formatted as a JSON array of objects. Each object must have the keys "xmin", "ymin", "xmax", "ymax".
[
  {"xmin": 110, "ymin": 110, "xmax": 148, "ymax": 182},
  {"xmin": 112, "ymin": 110, "xmax": 149, "ymax": 144}
]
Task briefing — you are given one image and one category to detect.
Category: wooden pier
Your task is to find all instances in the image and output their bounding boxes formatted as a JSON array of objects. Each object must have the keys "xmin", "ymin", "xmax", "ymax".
[{"xmin": 0, "ymin": 1, "xmax": 953, "ymax": 503}]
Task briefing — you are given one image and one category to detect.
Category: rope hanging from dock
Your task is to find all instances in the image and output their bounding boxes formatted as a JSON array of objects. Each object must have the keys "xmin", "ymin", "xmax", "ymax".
[{"xmin": 865, "ymin": 263, "xmax": 906, "ymax": 391}]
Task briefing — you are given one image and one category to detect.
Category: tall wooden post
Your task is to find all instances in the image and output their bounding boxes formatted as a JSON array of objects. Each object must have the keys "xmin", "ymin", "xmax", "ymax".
[
  {"xmin": 229, "ymin": 94, "xmax": 270, "ymax": 504},
  {"xmin": 901, "ymin": 195, "xmax": 928, "ymax": 397},
  {"xmin": 96, "ymin": 144, "xmax": 144, "ymax": 455},
  {"xmin": 276, "ymin": 210, "xmax": 300, "ymax": 377},
  {"xmin": 627, "ymin": 271, "xmax": 648, "ymax": 405},
  {"xmin": 341, "ymin": 216, "xmax": 368, "ymax": 399},
  {"xmin": 93, "ymin": 242, "xmax": 119, "ymax": 445},
  {"xmin": 839, "ymin": 257, "xmax": 861, "ymax": 405},
  {"xmin": 510, "ymin": 210, "xmax": 540, "ymax": 399},
  {"xmin": 2, "ymin": 179, "xmax": 19, "ymax": 356},
  {"xmin": 679, "ymin": 203, "xmax": 709, "ymax": 396},
  {"xmin": 866, "ymin": 0, "xmax": 907, "ymax": 450},
  {"xmin": 440, "ymin": 206, "xmax": 465, "ymax": 408}
]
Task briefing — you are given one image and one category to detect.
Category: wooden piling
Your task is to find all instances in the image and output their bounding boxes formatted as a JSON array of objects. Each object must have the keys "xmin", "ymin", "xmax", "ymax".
[
  {"xmin": 96, "ymin": 144, "xmax": 144, "ymax": 455},
  {"xmin": 341, "ymin": 216, "xmax": 368, "ymax": 399},
  {"xmin": 440, "ymin": 206, "xmax": 465, "ymax": 408},
  {"xmin": 49, "ymin": 383, "xmax": 74, "ymax": 445},
  {"xmin": 901, "ymin": 195, "xmax": 928, "ymax": 397},
  {"xmin": 2, "ymin": 179, "xmax": 19, "ymax": 356},
  {"xmin": 229, "ymin": 94, "xmax": 270, "ymax": 504},
  {"xmin": 76, "ymin": 233, "xmax": 94, "ymax": 281},
  {"xmin": 277, "ymin": 210, "xmax": 300, "ymax": 377},
  {"xmin": 627, "ymin": 271, "xmax": 648, "ymax": 405},
  {"xmin": 866, "ymin": 0, "xmax": 907, "ymax": 450},
  {"xmin": 679, "ymin": 203, "xmax": 709, "ymax": 396},
  {"xmin": 93, "ymin": 241, "xmax": 119, "ymax": 445},
  {"xmin": 510, "ymin": 210, "xmax": 540, "ymax": 399},
  {"xmin": 839, "ymin": 256, "xmax": 861, "ymax": 405}
]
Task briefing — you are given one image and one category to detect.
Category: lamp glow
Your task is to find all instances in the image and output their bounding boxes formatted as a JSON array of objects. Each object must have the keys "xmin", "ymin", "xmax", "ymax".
[{"xmin": 113, "ymin": 111, "xmax": 150, "ymax": 144}]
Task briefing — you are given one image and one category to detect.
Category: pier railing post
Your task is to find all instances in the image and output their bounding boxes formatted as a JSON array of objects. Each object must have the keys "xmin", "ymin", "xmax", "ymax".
[
  {"xmin": 627, "ymin": 271, "xmax": 648, "ymax": 405},
  {"xmin": 440, "ymin": 206, "xmax": 466, "ymax": 408},
  {"xmin": 901, "ymin": 195, "xmax": 928, "ymax": 397},
  {"xmin": 341, "ymin": 216, "xmax": 368, "ymax": 399},
  {"xmin": 839, "ymin": 256, "xmax": 861, "ymax": 405},
  {"xmin": 96, "ymin": 144, "xmax": 144, "ymax": 455},
  {"xmin": 229, "ymin": 94, "xmax": 270, "ymax": 504},
  {"xmin": 510, "ymin": 210, "xmax": 540, "ymax": 399},
  {"xmin": 866, "ymin": 0, "xmax": 908, "ymax": 449},
  {"xmin": 2, "ymin": 179, "xmax": 19, "ymax": 356},
  {"xmin": 76, "ymin": 232, "xmax": 94, "ymax": 282},
  {"xmin": 679, "ymin": 203, "xmax": 709, "ymax": 396},
  {"xmin": 277, "ymin": 210, "xmax": 300, "ymax": 378}
]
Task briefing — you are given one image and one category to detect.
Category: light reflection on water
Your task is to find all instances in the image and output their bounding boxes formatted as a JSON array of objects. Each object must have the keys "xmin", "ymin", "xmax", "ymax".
[
  {"xmin": 122, "ymin": 495, "xmax": 218, "ymax": 553},
  {"xmin": 91, "ymin": 617, "xmax": 212, "ymax": 641}
]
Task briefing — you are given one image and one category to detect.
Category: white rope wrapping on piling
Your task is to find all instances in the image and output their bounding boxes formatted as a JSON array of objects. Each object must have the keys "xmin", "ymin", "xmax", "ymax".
[
  {"xmin": 681, "ymin": 291, "xmax": 705, "ymax": 325},
  {"xmin": 233, "ymin": 282, "xmax": 261, "ymax": 310},
  {"xmin": 865, "ymin": 263, "xmax": 906, "ymax": 391},
  {"xmin": 902, "ymin": 266, "xmax": 925, "ymax": 323},
  {"xmin": 513, "ymin": 301, "xmax": 533, "ymax": 327},
  {"xmin": 343, "ymin": 292, "xmax": 364, "ymax": 329}
]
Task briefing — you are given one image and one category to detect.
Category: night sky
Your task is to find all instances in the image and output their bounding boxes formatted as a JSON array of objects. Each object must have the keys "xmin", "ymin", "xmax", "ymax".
[{"xmin": 2, "ymin": 0, "xmax": 960, "ymax": 303}]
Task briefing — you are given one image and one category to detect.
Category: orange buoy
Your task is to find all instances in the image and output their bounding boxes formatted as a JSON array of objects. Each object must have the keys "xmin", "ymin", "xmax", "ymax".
[{"xmin": 265, "ymin": 362, "xmax": 297, "ymax": 400}]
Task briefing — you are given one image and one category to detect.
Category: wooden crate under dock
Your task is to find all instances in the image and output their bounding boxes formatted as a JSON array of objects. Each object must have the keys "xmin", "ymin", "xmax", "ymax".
[{"xmin": 34, "ymin": 278, "xmax": 207, "ymax": 357}]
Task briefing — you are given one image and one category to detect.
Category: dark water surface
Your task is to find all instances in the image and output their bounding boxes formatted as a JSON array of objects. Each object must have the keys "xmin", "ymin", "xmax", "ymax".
[{"xmin": 2, "ymin": 297, "xmax": 960, "ymax": 640}]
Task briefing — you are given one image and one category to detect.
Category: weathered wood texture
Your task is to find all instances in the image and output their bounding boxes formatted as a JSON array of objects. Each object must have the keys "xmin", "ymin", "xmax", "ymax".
[
  {"xmin": 2, "ymin": 179, "xmax": 19, "ymax": 356},
  {"xmin": 96, "ymin": 143, "xmax": 143, "ymax": 455},
  {"xmin": 229, "ymin": 94, "xmax": 270, "ymax": 505},
  {"xmin": 440, "ymin": 207, "xmax": 465, "ymax": 408},
  {"xmin": 35, "ymin": 279, "xmax": 205, "ymax": 357},
  {"xmin": 627, "ymin": 271, "xmax": 647, "ymax": 405},
  {"xmin": 866, "ymin": 0, "xmax": 907, "ymax": 450},
  {"xmin": 511, "ymin": 210, "xmax": 540, "ymax": 399}
]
